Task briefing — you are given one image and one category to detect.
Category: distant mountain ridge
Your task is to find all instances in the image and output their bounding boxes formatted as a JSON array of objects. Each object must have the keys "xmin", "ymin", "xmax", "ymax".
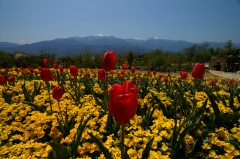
[{"xmin": 1, "ymin": 36, "xmax": 240, "ymax": 57}]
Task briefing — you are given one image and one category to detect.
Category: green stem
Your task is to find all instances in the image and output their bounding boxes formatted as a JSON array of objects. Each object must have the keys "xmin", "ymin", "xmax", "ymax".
[
  {"xmin": 57, "ymin": 100, "xmax": 64, "ymax": 121},
  {"xmin": 121, "ymin": 124, "xmax": 125, "ymax": 159},
  {"xmin": 47, "ymin": 82, "xmax": 53, "ymax": 114}
]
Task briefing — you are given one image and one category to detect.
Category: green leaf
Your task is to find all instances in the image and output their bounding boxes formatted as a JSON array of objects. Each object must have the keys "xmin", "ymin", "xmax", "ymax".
[
  {"xmin": 87, "ymin": 132, "xmax": 113, "ymax": 159},
  {"xmin": 142, "ymin": 137, "xmax": 154, "ymax": 159},
  {"xmin": 48, "ymin": 141, "xmax": 70, "ymax": 159},
  {"xmin": 70, "ymin": 114, "xmax": 91, "ymax": 157},
  {"xmin": 206, "ymin": 91, "xmax": 221, "ymax": 127},
  {"xmin": 23, "ymin": 101, "xmax": 46, "ymax": 113},
  {"xmin": 56, "ymin": 116, "xmax": 67, "ymax": 136}
]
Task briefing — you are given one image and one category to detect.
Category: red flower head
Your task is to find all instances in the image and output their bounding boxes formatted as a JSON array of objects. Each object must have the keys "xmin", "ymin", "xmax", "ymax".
[
  {"xmin": 159, "ymin": 74, "xmax": 162, "ymax": 79},
  {"xmin": 38, "ymin": 66, "xmax": 42, "ymax": 72},
  {"xmin": 5, "ymin": 68, "xmax": 9, "ymax": 72},
  {"xmin": 209, "ymin": 80, "xmax": 214, "ymax": 85},
  {"xmin": 192, "ymin": 63, "xmax": 205, "ymax": 79},
  {"xmin": 119, "ymin": 75, "xmax": 124, "ymax": 81},
  {"xmin": 52, "ymin": 86, "xmax": 64, "ymax": 100},
  {"xmin": 147, "ymin": 70, "xmax": 150, "ymax": 75},
  {"xmin": 110, "ymin": 70, "xmax": 114, "ymax": 74},
  {"xmin": 122, "ymin": 64, "xmax": 128, "ymax": 70},
  {"xmin": 164, "ymin": 78, "xmax": 169, "ymax": 83},
  {"xmin": 29, "ymin": 68, "xmax": 34, "ymax": 74},
  {"xmin": 98, "ymin": 69, "xmax": 105, "ymax": 81},
  {"xmin": 131, "ymin": 67, "xmax": 136, "ymax": 73},
  {"xmin": 23, "ymin": 70, "xmax": 28, "ymax": 75},
  {"xmin": 59, "ymin": 66, "xmax": 64, "ymax": 74},
  {"xmin": 108, "ymin": 81, "xmax": 138, "ymax": 125},
  {"xmin": 102, "ymin": 51, "xmax": 117, "ymax": 71},
  {"xmin": 41, "ymin": 68, "xmax": 52, "ymax": 82},
  {"xmin": 14, "ymin": 68, "xmax": 18, "ymax": 72},
  {"xmin": 70, "ymin": 65, "xmax": 78, "ymax": 76},
  {"xmin": 180, "ymin": 71, "xmax": 188, "ymax": 79},
  {"xmin": 121, "ymin": 70, "xmax": 125, "ymax": 75},
  {"xmin": 153, "ymin": 70, "xmax": 157, "ymax": 75},
  {"xmin": 43, "ymin": 59, "xmax": 48, "ymax": 67},
  {"xmin": 229, "ymin": 78, "xmax": 235, "ymax": 84},
  {"xmin": 8, "ymin": 76, "xmax": 15, "ymax": 82},
  {"xmin": 86, "ymin": 72, "xmax": 90, "ymax": 78},
  {"xmin": 137, "ymin": 79, "xmax": 141, "ymax": 84},
  {"xmin": 52, "ymin": 74, "xmax": 56, "ymax": 79},
  {"xmin": 0, "ymin": 75, "xmax": 7, "ymax": 85},
  {"xmin": 53, "ymin": 63, "xmax": 58, "ymax": 69}
]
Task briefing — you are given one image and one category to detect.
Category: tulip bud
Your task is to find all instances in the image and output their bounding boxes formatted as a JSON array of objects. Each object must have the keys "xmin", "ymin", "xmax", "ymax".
[
  {"xmin": 192, "ymin": 63, "xmax": 205, "ymax": 79},
  {"xmin": 70, "ymin": 65, "xmax": 78, "ymax": 76},
  {"xmin": 41, "ymin": 68, "xmax": 52, "ymax": 82},
  {"xmin": 131, "ymin": 67, "xmax": 136, "ymax": 73},
  {"xmin": 108, "ymin": 81, "xmax": 138, "ymax": 124},
  {"xmin": 102, "ymin": 51, "xmax": 116, "ymax": 71},
  {"xmin": 53, "ymin": 63, "xmax": 58, "ymax": 69},
  {"xmin": 98, "ymin": 69, "xmax": 105, "ymax": 81},
  {"xmin": 52, "ymin": 86, "xmax": 64, "ymax": 100},
  {"xmin": 122, "ymin": 64, "xmax": 128, "ymax": 70},
  {"xmin": 180, "ymin": 71, "xmax": 188, "ymax": 79},
  {"xmin": 8, "ymin": 76, "xmax": 15, "ymax": 82},
  {"xmin": 0, "ymin": 75, "xmax": 7, "ymax": 85},
  {"xmin": 153, "ymin": 70, "xmax": 157, "ymax": 75},
  {"xmin": 147, "ymin": 70, "xmax": 150, "ymax": 75},
  {"xmin": 43, "ymin": 59, "xmax": 48, "ymax": 67}
]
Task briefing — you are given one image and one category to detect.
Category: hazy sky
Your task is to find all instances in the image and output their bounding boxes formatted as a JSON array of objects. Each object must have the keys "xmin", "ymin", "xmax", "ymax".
[{"xmin": 0, "ymin": 0, "xmax": 240, "ymax": 44}]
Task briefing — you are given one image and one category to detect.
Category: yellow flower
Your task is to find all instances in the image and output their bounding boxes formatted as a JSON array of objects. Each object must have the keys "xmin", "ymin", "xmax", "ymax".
[
  {"xmin": 127, "ymin": 148, "xmax": 138, "ymax": 159},
  {"xmin": 161, "ymin": 143, "xmax": 168, "ymax": 151}
]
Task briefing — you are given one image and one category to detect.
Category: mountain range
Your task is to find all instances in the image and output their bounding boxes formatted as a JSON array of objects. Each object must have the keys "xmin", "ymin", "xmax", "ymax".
[{"xmin": 1, "ymin": 35, "xmax": 240, "ymax": 57}]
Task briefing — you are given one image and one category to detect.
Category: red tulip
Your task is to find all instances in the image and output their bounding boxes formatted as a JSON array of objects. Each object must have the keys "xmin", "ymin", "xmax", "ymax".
[
  {"xmin": 70, "ymin": 65, "xmax": 78, "ymax": 76},
  {"xmin": 122, "ymin": 64, "xmax": 128, "ymax": 70},
  {"xmin": 110, "ymin": 70, "xmax": 114, "ymax": 74},
  {"xmin": 23, "ymin": 70, "xmax": 28, "ymax": 75},
  {"xmin": 180, "ymin": 71, "xmax": 188, "ymax": 79},
  {"xmin": 164, "ymin": 78, "xmax": 168, "ymax": 83},
  {"xmin": 209, "ymin": 80, "xmax": 214, "ymax": 85},
  {"xmin": 53, "ymin": 63, "xmax": 58, "ymax": 69},
  {"xmin": 8, "ymin": 76, "xmax": 15, "ymax": 82},
  {"xmin": 29, "ymin": 68, "xmax": 34, "ymax": 74},
  {"xmin": 159, "ymin": 74, "xmax": 162, "ymax": 79},
  {"xmin": 153, "ymin": 70, "xmax": 157, "ymax": 75},
  {"xmin": 0, "ymin": 75, "xmax": 6, "ymax": 85},
  {"xmin": 43, "ymin": 59, "xmax": 48, "ymax": 67},
  {"xmin": 38, "ymin": 66, "xmax": 42, "ymax": 72},
  {"xmin": 192, "ymin": 63, "xmax": 205, "ymax": 79},
  {"xmin": 131, "ymin": 67, "xmax": 136, "ymax": 73},
  {"xmin": 119, "ymin": 75, "xmax": 124, "ymax": 81},
  {"xmin": 120, "ymin": 70, "xmax": 125, "ymax": 75},
  {"xmin": 102, "ymin": 51, "xmax": 116, "ymax": 71},
  {"xmin": 147, "ymin": 70, "xmax": 150, "ymax": 75},
  {"xmin": 59, "ymin": 66, "xmax": 64, "ymax": 74},
  {"xmin": 41, "ymin": 68, "xmax": 52, "ymax": 82},
  {"xmin": 5, "ymin": 68, "xmax": 9, "ymax": 72},
  {"xmin": 14, "ymin": 68, "xmax": 18, "ymax": 72},
  {"xmin": 137, "ymin": 79, "xmax": 141, "ymax": 84},
  {"xmin": 52, "ymin": 74, "xmax": 56, "ymax": 79},
  {"xmin": 52, "ymin": 86, "xmax": 64, "ymax": 100},
  {"xmin": 86, "ymin": 72, "xmax": 90, "ymax": 78},
  {"xmin": 98, "ymin": 69, "xmax": 105, "ymax": 80},
  {"xmin": 108, "ymin": 81, "xmax": 138, "ymax": 125},
  {"xmin": 229, "ymin": 79, "xmax": 235, "ymax": 84}
]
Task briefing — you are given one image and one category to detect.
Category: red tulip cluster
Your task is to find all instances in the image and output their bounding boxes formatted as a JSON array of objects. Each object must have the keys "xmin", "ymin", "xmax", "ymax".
[
  {"xmin": 108, "ymin": 81, "xmax": 138, "ymax": 125},
  {"xmin": 41, "ymin": 68, "xmax": 52, "ymax": 82}
]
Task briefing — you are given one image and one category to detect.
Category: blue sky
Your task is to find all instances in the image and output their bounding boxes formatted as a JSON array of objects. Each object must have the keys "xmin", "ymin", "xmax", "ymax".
[{"xmin": 0, "ymin": 0, "xmax": 240, "ymax": 44}]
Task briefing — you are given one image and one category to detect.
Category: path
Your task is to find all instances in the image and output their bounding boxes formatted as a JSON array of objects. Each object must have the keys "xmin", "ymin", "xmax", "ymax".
[{"xmin": 208, "ymin": 70, "xmax": 240, "ymax": 80}]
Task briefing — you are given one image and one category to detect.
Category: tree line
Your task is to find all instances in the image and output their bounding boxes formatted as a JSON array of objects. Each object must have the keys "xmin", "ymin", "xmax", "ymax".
[{"xmin": 0, "ymin": 40, "xmax": 239, "ymax": 71}]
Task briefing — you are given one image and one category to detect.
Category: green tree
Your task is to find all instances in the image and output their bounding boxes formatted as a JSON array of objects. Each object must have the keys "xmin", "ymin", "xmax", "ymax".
[
  {"xmin": 125, "ymin": 51, "xmax": 135, "ymax": 68},
  {"xmin": 0, "ymin": 51, "xmax": 14, "ymax": 67}
]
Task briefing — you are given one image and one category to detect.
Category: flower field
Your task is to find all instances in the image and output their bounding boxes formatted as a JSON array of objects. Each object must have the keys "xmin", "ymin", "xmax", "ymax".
[{"xmin": 0, "ymin": 59, "xmax": 240, "ymax": 159}]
